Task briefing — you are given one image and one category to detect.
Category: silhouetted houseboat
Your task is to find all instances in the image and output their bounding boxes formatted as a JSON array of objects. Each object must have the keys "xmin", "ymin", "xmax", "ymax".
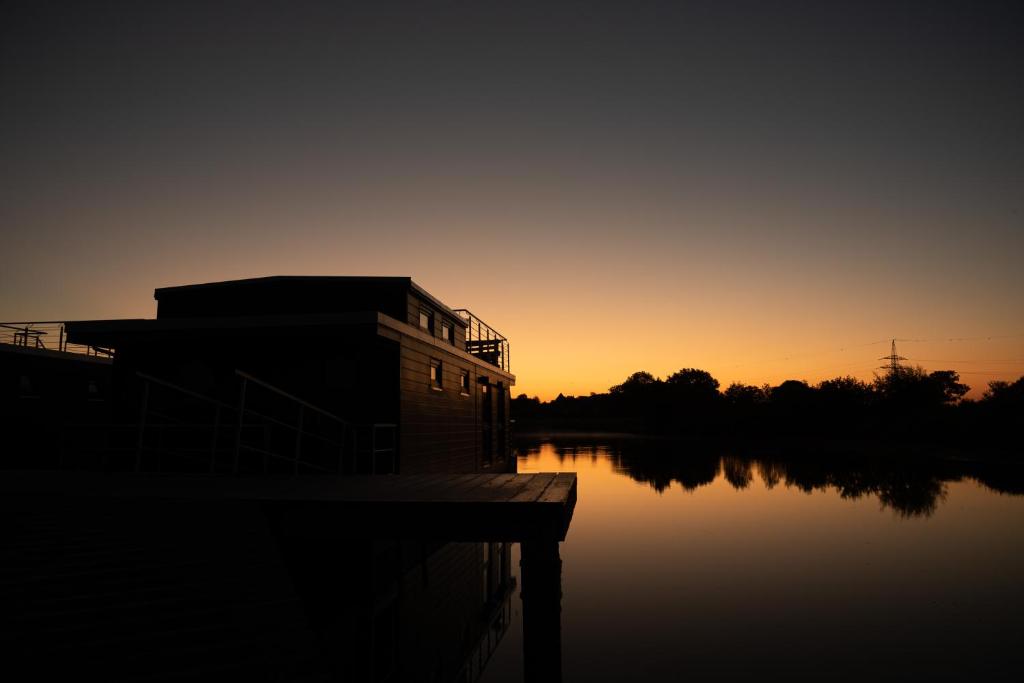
[
  {"xmin": 0, "ymin": 325, "xmax": 113, "ymax": 433},
  {"xmin": 3, "ymin": 278, "xmax": 574, "ymax": 683},
  {"xmin": 5, "ymin": 276, "xmax": 513, "ymax": 475}
]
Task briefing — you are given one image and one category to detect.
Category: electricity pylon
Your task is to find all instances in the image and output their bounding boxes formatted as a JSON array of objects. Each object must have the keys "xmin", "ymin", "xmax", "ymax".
[{"xmin": 878, "ymin": 339, "xmax": 907, "ymax": 375}]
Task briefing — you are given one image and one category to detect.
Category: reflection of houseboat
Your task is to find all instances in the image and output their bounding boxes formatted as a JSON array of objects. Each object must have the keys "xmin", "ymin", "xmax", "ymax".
[{"xmin": 9, "ymin": 483, "xmax": 516, "ymax": 681}]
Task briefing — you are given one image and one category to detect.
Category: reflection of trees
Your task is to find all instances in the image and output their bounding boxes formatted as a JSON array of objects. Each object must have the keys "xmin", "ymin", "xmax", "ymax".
[
  {"xmin": 605, "ymin": 451, "xmax": 720, "ymax": 494},
  {"xmin": 874, "ymin": 477, "xmax": 947, "ymax": 518},
  {"xmin": 516, "ymin": 436, "xmax": 1024, "ymax": 518},
  {"xmin": 722, "ymin": 457, "xmax": 753, "ymax": 489},
  {"xmin": 771, "ymin": 458, "xmax": 950, "ymax": 517},
  {"xmin": 756, "ymin": 460, "xmax": 785, "ymax": 489}
]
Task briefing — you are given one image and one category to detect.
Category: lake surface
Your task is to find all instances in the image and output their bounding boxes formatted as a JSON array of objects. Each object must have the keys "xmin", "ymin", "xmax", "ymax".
[{"xmin": 482, "ymin": 435, "xmax": 1024, "ymax": 682}]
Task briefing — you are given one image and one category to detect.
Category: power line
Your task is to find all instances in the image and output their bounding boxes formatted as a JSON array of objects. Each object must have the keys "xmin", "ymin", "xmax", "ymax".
[
  {"xmin": 944, "ymin": 370, "xmax": 1023, "ymax": 375},
  {"xmin": 907, "ymin": 358, "xmax": 1024, "ymax": 364},
  {"xmin": 896, "ymin": 333, "xmax": 1024, "ymax": 343}
]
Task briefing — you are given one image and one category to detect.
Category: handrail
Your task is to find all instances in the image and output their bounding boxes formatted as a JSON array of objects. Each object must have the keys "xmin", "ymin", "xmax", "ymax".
[
  {"xmin": 0, "ymin": 320, "xmax": 113, "ymax": 358},
  {"xmin": 136, "ymin": 371, "xmax": 232, "ymax": 409},
  {"xmin": 452, "ymin": 309, "xmax": 511, "ymax": 372},
  {"xmin": 51, "ymin": 368, "xmax": 399, "ymax": 476},
  {"xmin": 451, "ymin": 310, "xmax": 507, "ymax": 342},
  {"xmin": 234, "ymin": 369, "xmax": 352, "ymax": 424}
]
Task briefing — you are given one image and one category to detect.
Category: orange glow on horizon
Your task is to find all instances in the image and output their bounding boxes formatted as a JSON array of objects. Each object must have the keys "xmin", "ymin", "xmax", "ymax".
[{"xmin": 2, "ymin": 197, "xmax": 1020, "ymax": 401}]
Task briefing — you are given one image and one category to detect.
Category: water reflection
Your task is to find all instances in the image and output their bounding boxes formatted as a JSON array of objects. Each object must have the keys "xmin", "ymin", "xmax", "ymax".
[
  {"xmin": 10, "ymin": 494, "xmax": 534, "ymax": 682},
  {"xmin": 276, "ymin": 538, "xmax": 516, "ymax": 682},
  {"xmin": 478, "ymin": 435, "xmax": 1024, "ymax": 683},
  {"xmin": 517, "ymin": 434, "xmax": 1024, "ymax": 518}
]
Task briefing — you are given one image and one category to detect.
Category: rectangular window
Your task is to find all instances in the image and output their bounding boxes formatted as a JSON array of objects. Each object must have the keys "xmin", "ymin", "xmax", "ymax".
[
  {"xmin": 460, "ymin": 370, "xmax": 470, "ymax": 395},
  {"xmin": 430, "ymin": 359, "xmax": 443, "ymax": 390},
  {"xmin": 419, "ymin": 309, "xmax": 433, "ymax": 333},
  {"xmin": 441, "ymin": 321, "xmax": 453, "ymax": 344}
]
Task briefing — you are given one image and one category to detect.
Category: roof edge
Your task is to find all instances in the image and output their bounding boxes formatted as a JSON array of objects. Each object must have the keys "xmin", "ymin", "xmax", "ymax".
[{"xmin": 153, "ymin": 275, "xmax": 413, "ymax": 299}]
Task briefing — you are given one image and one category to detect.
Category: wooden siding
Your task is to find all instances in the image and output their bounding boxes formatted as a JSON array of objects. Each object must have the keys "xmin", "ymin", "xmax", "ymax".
[
  {"xmin": 406, "ymin": 292, "xmax": 466, "ymax": 351},
  {"xmin": 399, "ymin": 335, "xmax": 480, "ymax": 473},
  {"xmin": 396, "ymin": 322, "xmax": 513, "ymax": 474}
]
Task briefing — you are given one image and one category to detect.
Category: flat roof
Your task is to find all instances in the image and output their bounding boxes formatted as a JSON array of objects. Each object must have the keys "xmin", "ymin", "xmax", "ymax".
[
  {"xmin": 153, "ymin": 275, "xmax": 412, "ymax": 297},
  {"xmin": 153, "ymin": 275, "xmax": 468, "ymax": 326}
]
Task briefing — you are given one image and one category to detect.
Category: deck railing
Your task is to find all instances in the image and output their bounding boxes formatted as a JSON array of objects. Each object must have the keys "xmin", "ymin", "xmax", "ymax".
[
  {"xmin": 453, "ymin": 309, "xmax": 510, "ymax": 373},
  {"xmin": 58, "ymin": 369, "xmax": 397, "ymax": 476},
  {"xmin": 0, "ymin": 321, "xmax": 113, "ymax": 358}
]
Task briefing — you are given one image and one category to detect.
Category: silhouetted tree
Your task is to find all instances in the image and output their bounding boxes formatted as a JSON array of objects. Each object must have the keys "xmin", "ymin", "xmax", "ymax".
[
  {"xmin": 666, "ymin": 368, "xmax": 719, "ymax": 395},
  {"xmin": 873, "ymin": 366, "xmax": 968, "ymax": 407},
  {"xmin": 510, "ymin": 367, "xmax": 1020, "ymax": 452},
  {"xmin": 928, "ymin": 370, "xmax": 970, "ymax": 404},
  {"xmin": 817, "ymin": 376, "xmax": 872, "ymax": 403},
  {"xmin": 984, "ymin": 377, "xmax": 1024, "ymax": 403},
  {"xmin": 816, "ymin": 376, "xmax": 874, "ymax": 435},
  {"xmin": 767, "ymin": 380, "xmax": 816, "ymax": 435},
  {"xmin": 724, "ymin": 382, "xmax": 767, "ymax": 406},
  {"xmin": 663, "ymin": 368, "xmax": 722, "ymax": 434},
  {"xmin": 975, "ymin": 376, "xmax": 1024, "ymax": 447},
  {"xmin": 609, "ymin": 371, "xmax": 658, "ymax": 395}
]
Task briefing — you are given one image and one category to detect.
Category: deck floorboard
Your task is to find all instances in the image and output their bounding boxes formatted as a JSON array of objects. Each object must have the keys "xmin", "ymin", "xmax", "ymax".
[{"xmin": 2, "ymin": 470, "xmax": 578, "ymax": 541}]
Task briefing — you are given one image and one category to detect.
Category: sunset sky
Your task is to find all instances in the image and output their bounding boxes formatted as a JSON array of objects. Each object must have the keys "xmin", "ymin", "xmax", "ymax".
[{"xmin": 2, "ymin": 1, "xmax": 1022, "ymax": 399}]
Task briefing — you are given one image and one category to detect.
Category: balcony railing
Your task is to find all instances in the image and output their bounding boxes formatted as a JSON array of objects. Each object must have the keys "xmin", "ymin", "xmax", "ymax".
[
  {"xmin": 453, "ymin": 309, "xmax": 510, "ymax": 373},
  {"xmin": 0, "ymin": 321, "xmax": 113, "ymax": 358}
]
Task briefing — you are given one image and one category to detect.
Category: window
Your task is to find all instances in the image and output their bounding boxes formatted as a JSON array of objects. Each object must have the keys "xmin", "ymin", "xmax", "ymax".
[
  {"xmin": 429, "ymin": 359, "xmax": 443, "ymax": 390},
  {"xmin": 441, "ymin": 320, "xmax": 453, "ymax": 344},
  {"xmin": 419, "ymin": 309, "xmax": 433, "ymax": 333},
  {"xmin": 460, "ymin": 371, "xmax": 470, "ymax": 395}
]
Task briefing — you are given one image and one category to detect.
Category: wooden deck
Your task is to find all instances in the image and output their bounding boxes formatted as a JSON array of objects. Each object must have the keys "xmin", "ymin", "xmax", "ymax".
[{"xmin": 2, "ymin": 471, "xmax": 578, "ymax": 542}]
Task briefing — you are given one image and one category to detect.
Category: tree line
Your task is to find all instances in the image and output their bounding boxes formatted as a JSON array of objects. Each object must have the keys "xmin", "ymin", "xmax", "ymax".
[{"xmin": 512, "ymin": 367, "xmax": 1023, "ymax": 449}]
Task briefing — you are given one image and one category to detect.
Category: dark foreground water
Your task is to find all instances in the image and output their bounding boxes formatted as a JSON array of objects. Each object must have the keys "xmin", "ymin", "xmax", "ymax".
[{"xmin": 482, "ymin": 435, "xmax": 1024, "ymax": 682}]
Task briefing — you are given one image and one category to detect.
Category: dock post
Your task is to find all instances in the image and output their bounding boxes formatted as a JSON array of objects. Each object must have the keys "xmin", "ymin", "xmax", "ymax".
[{"xmin": 519, "ymin": 538, "xmax": 563, "ymax": 683}]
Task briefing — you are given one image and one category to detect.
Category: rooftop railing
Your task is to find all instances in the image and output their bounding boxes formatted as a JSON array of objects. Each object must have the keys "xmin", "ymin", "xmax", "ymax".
[
  {"xmin": 0, "ymin": 321, "xmax": 113, "ymax": 358},
  {"xmin": 453, "ymin": 309, "xmax": 510, "ymax": 373}
]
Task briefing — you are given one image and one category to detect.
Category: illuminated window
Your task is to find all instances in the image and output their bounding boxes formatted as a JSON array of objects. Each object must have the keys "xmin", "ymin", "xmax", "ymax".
[
  {"xmin": 460, "ymin": 371, "xmax": 470, "ymax": 395},
  {"xmin": 419, "ymin": 309, "xmax": 433, "ymax": 333},
  {"xmin": 430, "ymin": 359, "xmax": 443, "ymax": 390},
  {"xmin": 441, "ymin": 320, "xmax": 453, "ymax": 344}
]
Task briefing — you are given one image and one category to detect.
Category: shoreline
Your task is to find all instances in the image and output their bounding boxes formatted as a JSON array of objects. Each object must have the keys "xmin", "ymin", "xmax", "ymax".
[{"xmin": 512, "ymin": 429, "xmax": 1024, "ymax": 465}]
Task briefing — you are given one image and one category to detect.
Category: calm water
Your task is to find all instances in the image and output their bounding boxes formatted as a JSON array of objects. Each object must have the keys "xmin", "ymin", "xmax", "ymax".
[{"xmin": 482, "ymin": 436, "xmax": 1024, "ymax": 682}]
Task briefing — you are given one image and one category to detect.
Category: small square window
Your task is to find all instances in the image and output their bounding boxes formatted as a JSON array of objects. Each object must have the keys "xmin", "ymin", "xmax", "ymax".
[
  {"xmin": 419, "ymin": 309, "xmax": 433, "ymax": 333},
  {"xmin": 441, "ymin": 321, "xmax": 453, "ymax": 344},
  {"xmin": 430, "ymin": 359, "xmax": 443, "ymax": 390},
  {"xmin": 460, "ymin": 371, "xmax": 470, "ymax": 394}
]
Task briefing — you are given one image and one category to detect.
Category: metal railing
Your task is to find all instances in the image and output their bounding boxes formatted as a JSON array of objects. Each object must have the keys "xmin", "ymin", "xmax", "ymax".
[
  {"xmin": 232, "ymin": 370, "xmax": 397, "ymax": 475},
  {"xmin": 0, "ymin": 321, "xmax": 113, "ymax": 358},
  {"xmin": 453, "ymin": 309, "xmax": 510, "ymax": 372},
  {"xmin": 58, "ymin": 369, "xmax": 397, "ymax": 476}
]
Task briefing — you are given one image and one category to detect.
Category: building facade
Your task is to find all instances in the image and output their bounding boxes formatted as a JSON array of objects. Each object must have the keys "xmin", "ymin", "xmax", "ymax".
[{"xmin": 65, "ymin": 276, "xmax": 514, "ymax": 474}]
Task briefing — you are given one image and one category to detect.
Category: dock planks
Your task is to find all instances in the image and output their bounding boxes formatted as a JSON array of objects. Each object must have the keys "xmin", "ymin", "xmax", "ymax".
[{"xmin": 2, "ymin": 470, "xmax": 578, "ymax": 542}]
